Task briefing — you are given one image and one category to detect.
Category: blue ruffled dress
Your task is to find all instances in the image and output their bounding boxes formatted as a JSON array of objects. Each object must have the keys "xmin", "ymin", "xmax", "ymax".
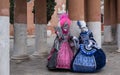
[{"xmin": 71, "ymin": 31, "xmax": 106, "ymax": 73}]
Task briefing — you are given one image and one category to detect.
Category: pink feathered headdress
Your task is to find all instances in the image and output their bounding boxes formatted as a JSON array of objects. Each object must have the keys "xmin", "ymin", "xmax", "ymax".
[{"xmin": 60, "ymin": 13, "xmax": 71, "ymax": 27}]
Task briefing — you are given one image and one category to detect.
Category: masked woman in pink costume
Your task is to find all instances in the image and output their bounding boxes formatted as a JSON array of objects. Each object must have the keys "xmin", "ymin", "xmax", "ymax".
[{"xmin": 47, "ymin": 14, "xmax": 74, "ymax": 70}]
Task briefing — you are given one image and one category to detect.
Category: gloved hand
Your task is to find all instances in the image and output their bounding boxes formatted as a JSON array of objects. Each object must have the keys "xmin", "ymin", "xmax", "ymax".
[{"xmin": 72, "ymin": 36, "xmax": 79, "ymax": 49}]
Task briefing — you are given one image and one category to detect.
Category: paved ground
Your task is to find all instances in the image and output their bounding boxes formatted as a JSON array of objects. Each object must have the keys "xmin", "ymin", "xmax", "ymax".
[{"xmin": 10, "ymin": 36, "xmax": 120, "ymax": 75}]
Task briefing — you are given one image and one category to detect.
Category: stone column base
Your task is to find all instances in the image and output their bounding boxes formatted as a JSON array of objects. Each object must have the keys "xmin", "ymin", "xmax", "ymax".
[
  {"xmin": 11, "ymin": 55, "xmax": 29, "ymax": 60},
  {"xmin": 30, "ymin": 52, "xmax": 48, "ymax": 58},
  {"xmin": 11, "ymin": 23, "xmax": 29, "ymax": 61},
  {"xmin": 116, "ymin": 49, "xmax": 120, "ymax": 52},
  {"xmin": 11, "ymin": 55, "xmax": 29, "ymax": 63},
  {"xmin": 31, "ymin": 24, "xmax": 48, "ymax": 58}
]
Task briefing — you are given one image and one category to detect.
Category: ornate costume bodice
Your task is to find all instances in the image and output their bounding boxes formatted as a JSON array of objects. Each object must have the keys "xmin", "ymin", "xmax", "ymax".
[
  {"xmin": 80, "ymin": 31, "xmax": 91, "ymax": 45},
  {"xmin": 62, "ymin": 33, "xmax": 70, "ymax": 42},
  {"xmin": 54, "ymin": 26, "xmax": 70, "ymax": 51},
  {"xmin": 79, "ymin": 30, "xmax": 98, "ymax": 50}
]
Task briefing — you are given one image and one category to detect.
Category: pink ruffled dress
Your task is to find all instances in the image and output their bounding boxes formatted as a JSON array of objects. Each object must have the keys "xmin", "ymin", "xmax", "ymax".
[{"xmin": 56, "ymin": 35, "xmax": 73, "ymax": 69}]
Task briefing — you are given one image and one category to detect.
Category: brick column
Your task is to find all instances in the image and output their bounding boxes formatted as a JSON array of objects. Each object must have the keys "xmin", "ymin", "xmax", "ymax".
[
  {"xmin": 86, "ymin": 0, "xmax": 101, "ymax": 47},
  {"xmin": 117, "ymin": 0, "xmax": 120, "ymax": 52},
  {"xmin": 68, "ymin": 0, "xmax": 85, "ymax": 38},
  {"xmin": 104, "ymin": 0, "xmax": 113, "ymax": 43},
  {"xmin": 0, "ymin": 0, "xmax": 9, "ymax": 75},
  {"xmin": 11, "ymin": 0, "xmax": 29, "ymax": 60},
  {"xmin": 32, "ymin": 0, "xmax": 47, "ymax": 57},
  {"xmin": 110, "ymin": 0, "xmax": 117, "ymax": 43}
]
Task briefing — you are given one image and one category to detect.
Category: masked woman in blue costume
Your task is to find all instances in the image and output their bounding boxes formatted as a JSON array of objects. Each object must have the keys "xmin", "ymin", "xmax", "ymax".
[{"xmin": 71, "ymin": 21, "xmax": 106, "ymax": 73}]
